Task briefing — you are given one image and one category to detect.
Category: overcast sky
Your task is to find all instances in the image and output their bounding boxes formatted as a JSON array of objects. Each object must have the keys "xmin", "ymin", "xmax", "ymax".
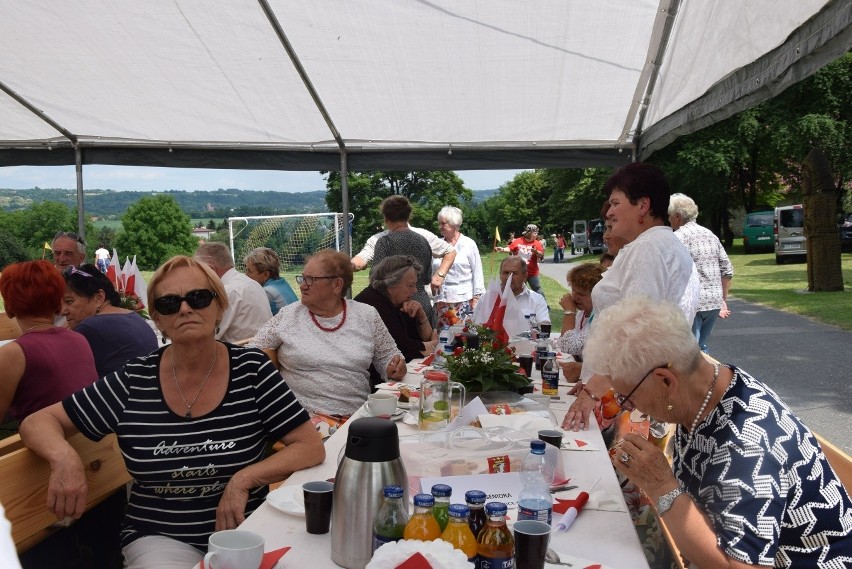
[{"xmin": 0, "ymin": 165, "xmax": 528, "ymax": 193}]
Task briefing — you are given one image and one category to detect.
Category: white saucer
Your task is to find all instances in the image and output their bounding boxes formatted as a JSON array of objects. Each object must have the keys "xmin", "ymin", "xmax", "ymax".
[
  {"xmin": 396, "ymin": 400, "xmax": 412, "ymax": 410},
  {"xmin": 266, "ymin": 484, "xmax": 305, "ymax": 517},
  {"xmin": 365, "ymin": 408, "xmax": 406, "ymax": 421}
]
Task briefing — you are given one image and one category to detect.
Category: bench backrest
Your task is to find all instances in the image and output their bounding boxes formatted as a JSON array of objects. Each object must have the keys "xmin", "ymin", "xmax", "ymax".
[{"xmin": 0, "ymin": 432, "xmax": 131, "ymax": 552}]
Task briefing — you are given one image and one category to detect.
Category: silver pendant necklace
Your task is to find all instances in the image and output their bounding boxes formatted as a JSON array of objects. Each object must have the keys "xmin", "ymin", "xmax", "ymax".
[{"xmin": 170, "ymin": 344, "xmax": 219, "ymax": 420}]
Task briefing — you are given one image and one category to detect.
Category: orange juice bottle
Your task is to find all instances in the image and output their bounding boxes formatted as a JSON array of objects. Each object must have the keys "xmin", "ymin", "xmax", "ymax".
[
  {"xmin": 440, "ymin": 504, "xmax": 477, "ymax": 561},
  {"xmin": 403, "ymin": 494, "xmax": 441, "ymax": 541}
]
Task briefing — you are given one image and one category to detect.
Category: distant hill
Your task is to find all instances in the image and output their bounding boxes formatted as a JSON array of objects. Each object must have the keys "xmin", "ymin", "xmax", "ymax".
[
  {"xmin": 0, "ymin": 188, "xmax": 329, "ymax": 218},
  {"xmin": 0, "ymin": 187, "xmax": 498, "ymax": 218}
]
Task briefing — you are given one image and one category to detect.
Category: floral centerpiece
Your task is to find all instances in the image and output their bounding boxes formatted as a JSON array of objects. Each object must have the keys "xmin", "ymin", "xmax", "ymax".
[
  {"xmin": 444, "ymin": 324, "xmax": 531, "ymax": 393},
  {"xmin": 118, "ymin": 291, "xmax": 149, "ymax": 319}
]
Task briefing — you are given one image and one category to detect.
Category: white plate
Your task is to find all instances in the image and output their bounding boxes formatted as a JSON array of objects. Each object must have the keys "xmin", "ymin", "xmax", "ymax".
[
  {"xmin": 397, "ymin": 400, "xmax": 412, "ymax": 410},
  {"xmin": 266, "ymin": 484, "xmax": 305, "ymax": 517},
  {"xmin": 545, "ymin": 551, "xmax": 614, "ymax": 568},
  {"xmin": 365, "ymin": 408, "xmax": 406, "ymax": 421}
]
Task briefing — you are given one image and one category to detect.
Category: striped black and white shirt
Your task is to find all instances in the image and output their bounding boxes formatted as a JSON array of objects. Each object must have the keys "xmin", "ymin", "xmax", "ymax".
[{"xmin": 63, "ymin": 343, "xmax": 310, "ymax": 550}]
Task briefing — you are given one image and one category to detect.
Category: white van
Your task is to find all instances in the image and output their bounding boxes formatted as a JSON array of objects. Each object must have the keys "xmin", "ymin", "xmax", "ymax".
[{"xmin": 774, "ymin": 204, "xmax": 806, "ymax": 264}]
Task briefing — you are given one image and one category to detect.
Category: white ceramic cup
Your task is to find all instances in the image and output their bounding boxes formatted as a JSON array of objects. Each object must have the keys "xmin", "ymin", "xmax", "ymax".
[
  {"xmin": 366, "ymin": 392, "xmax": 397, "ymax": 417},
  {"xmin": 203, "ymin": 530, "xmax": 264, "ymax": 569}
]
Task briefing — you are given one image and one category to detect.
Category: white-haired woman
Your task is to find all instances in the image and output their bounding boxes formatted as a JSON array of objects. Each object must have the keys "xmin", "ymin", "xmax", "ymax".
[
  {"xmin": 668, "ymin": 193, "xmax": 733, "ymax": 353},
  {"xmin": 584, "ymin": 296, "xmax": 852, "ymax": 568},
  {"xmin": 243, "ymin": 247, "xmax": 298, "ymax": 316},
  {"xmin": 355, "ymin": 255, "xmax": 438, "ymax": 362},
  {"xmin": 433, "ymin": 206, "xmax": 485, "ymax": 327}
]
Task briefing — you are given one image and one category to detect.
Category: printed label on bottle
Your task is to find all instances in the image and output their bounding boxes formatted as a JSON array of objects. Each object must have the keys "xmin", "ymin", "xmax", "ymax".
[
  {"xmin": 518, "ymin": 504, "xmax": 552, "ymax": 524},
  {"xmin": 373, "ymin": 534, "xmax": 401, "ymax": 551},
  {"xmin": 541, "ymin": 368, "xmax": 559, "ymax": 395},
  {"xmin": 477, "ymin": 555, "xmax": 514, "ymax": 569}
]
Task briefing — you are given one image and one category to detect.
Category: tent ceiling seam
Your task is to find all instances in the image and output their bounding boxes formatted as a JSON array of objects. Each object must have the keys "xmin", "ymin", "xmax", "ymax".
[
  {"xmin": 0, "ymin": 79, "xmax": 79, "ymax": 146},
  {"xmin": 257, "ymin": 0, "xmax": 346, "ymax": 153},
  {"xmin": 628, "ymin": 0, "xmax": 681, "ymax": 150}
]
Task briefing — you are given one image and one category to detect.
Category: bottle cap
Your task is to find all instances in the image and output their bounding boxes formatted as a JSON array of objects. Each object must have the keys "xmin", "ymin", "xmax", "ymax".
[
  {"xmin": 431, "ymin": 484, "xmax": 452, "ymax": 497},
  {"xmin": 485, "ymin": 502, "xmax": 508, "ymax": 516},
  {"xmin": 413, "ymin": 493, "xmax": 435, "ymax": 507},
  {"xmin": 530, "ymin": 439, "xmax": 546, "ymax": 453},
  {"xmin": 383, "ymin": 485, "xmax": 404, "ymax": 499},
  {"xmin": 448, "ymin": 504, "xmax": 470, "ymax": 518},
  {"xmin": 464, "ymin": 490, "xmax": 486, "ymax": 505}
]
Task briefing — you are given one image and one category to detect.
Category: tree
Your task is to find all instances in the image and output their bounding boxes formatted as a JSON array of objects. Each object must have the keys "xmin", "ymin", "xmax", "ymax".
[
  {"xmin": 113, "ymin": 194, "xmax": 198, "ymax": 270},
  {"xmin": 94, "ymin": 226, "xmax": 118, "ymax": 252},
  {"xmin": 324, "ymin": 170, "xmax": 473, "ymax": 251}
]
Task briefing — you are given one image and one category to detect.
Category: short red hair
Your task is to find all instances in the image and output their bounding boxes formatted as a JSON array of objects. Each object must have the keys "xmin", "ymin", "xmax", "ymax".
[{"xmin": 0, "ymin": 260, "xmax": 65, "ymax": 318}]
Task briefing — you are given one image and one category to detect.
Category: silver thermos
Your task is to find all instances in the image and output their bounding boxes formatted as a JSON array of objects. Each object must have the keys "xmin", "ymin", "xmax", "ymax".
[{"xmin": 330, "ymin": 417, "xmax": 408, "ymax": 569}]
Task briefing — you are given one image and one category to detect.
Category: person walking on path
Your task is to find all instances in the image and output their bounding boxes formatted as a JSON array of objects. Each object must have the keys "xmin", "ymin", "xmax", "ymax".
[{"xmin": 669, "ymin": 193, "xmax": 733, "ymax": 353}]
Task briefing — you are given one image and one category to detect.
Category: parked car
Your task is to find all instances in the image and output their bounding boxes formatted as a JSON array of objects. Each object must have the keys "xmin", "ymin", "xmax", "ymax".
[
  {"xmin": 840, "ymin": 212, "xmax": 852, "ymax": 252},
  {"xmin": 742, "ymin": 210, "xmax": 774, "ymax": 253},
  {"xmin": 774, "ymin": 204, "xmax": 806, "ymax": 264},
  {"xmin": 588, "ymin": 218, "xmax": 606, "ymax": 254}
]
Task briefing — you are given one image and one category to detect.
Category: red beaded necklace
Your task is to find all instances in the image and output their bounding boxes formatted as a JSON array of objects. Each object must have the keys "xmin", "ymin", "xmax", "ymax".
[{"xmin": 309, "ymin": 300, "xmax": 347, "ymax": 332}]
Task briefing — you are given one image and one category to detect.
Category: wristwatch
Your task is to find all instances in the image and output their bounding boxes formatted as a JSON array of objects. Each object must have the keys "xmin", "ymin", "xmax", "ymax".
[
  {"xmin": 437, "ymin": 271, "xmax": 446, "ymax": 278},
  {"xmin": 656, "ymin": 487, "xmax": 683, "ymax": 516}
]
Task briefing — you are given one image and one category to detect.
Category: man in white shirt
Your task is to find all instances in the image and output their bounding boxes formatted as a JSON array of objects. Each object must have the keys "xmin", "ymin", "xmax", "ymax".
[
  {"xmin": 195, "ymin": 242, "xmax": 273, "ymax": 344},
  {"xmin": 499, "ymin": 256, "xmax": 550, "ymax": 324}
]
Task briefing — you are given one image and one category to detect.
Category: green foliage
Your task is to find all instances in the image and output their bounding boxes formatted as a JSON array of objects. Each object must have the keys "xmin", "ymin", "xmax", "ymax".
[
  {"xmin": 113, "ymin": 195, "xmax": 198, "ymax": 270},
  {"xmin": 324, "ymin": 170, "xmax": 473, "ymax": 251},
  {"xmin": 0, "ymin": 201, "xmax": 95, "ymax": 259},
  {"xmin": 445, "ymin": 325, "xmax": 530, "ymax": 393},
  {"xmin": 0, "ymin": 231, "xmax": 30, "ymax": 268}
]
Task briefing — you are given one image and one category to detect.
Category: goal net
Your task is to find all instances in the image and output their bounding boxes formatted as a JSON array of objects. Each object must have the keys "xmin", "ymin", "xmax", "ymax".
[{"xmin": 228, "ymin": 213, "xmax": 353, "ymax": 275}]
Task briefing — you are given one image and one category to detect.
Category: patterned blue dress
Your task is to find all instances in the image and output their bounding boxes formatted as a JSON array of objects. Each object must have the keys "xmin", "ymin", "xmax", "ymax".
[{"xmin": 674, "ymin": 366, "xmax": 852, "ymax": 567}]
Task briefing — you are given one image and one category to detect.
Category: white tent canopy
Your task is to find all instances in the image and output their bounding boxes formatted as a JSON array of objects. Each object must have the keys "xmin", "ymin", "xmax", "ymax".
[{"xmin": 1, "ymin": 0, "xmax": 848, "ymax": 173}]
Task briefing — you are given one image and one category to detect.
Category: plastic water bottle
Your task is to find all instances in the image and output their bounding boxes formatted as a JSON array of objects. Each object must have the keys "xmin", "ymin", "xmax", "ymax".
[
  {"xmin": 528, "ymin": 314, "xmax": 539, "ymax": 340},
  {"xmin": 517, "ymin": 440, "xmax": 553, "ymax": 524},
  {"xmin": 439, "ymin": 324, "xmax": 451, "ymax": 346}
]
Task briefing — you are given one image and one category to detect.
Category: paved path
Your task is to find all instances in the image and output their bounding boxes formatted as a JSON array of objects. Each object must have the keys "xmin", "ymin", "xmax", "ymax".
[{"xmin": 537, "ymin": 256, "xmax": 852, "ymax": 453}]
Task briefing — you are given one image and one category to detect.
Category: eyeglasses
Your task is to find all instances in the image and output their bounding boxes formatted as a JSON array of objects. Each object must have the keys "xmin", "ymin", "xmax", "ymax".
[
  {"xmin": 153, "ymin": 289, "xmax": 217, "ymax": 315},
  {"xmin": 611, "ymin": 363, "xmax": 670, "ymax": 415},
  {"xmin": 63, "ymin": 266, "xmax": 93, "ymax": 278},
  {"xmin": 295, "ymin": 274, "xmax": 339, "ymax": 286},
  {"xmin": 54, "ymin": 231, "xmax": 87, "ymax": 246}
]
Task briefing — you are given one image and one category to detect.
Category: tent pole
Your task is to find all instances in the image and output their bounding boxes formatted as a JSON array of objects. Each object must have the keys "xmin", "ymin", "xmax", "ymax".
[
  {"xmin": 75, "ymin": 146, "xmax": 85, "ymax": 240},
  {"xmin": 340, "ymin": 151, "xmax": 351, "ymax": 257}
]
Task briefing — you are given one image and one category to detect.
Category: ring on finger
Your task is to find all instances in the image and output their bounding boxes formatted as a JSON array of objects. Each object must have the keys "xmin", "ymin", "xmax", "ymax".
[{"xmin": 619, "ymin": 452, "xmax": 630, "ymax": 464}]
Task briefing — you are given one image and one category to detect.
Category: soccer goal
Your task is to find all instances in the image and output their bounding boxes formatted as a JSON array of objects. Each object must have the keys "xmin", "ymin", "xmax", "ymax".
[{"xmin": 228, "ymin": 213, "xmax": 353, "ymax": 274}]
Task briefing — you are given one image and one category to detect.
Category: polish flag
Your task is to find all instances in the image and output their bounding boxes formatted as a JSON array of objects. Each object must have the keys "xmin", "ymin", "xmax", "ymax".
[
  {"xmin": 472, "ymin": 278, "xmax": 501, "ymax": 325},
  {"xmin": 105, "ymin": 249, "xmax": 121, "ymax": 289},
  {"xmin": 128, "ymin": 256, "xmax": 148, "ymax": 308}
]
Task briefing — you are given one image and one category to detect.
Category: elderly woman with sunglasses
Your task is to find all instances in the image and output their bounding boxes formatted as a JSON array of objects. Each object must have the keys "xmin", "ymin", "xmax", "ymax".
[
  {"xmin": 584, "ymin": 296, "xmax": 852, "ymax": 568},
  {"xmin": 0, "ymin": 260, "xmax": 98, "ymax": 423},
  {"xmin": 252, "ymin": 250, "xmax": 407, "ymax": 422},
  {"xmin": 20, "ymin": 256, "xmax": 324, "ymax": 569},
  {"xmin": 62, "ymin": 264, "xmax": 157, "ymax": 378}
]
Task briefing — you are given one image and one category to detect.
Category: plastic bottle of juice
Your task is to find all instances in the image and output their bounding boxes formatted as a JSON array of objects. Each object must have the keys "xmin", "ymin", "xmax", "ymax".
[
  {"xmin": 431, "ymin": 483, "xmax": 452, "ymax": 532},
  {"xmin": 464, "ymin": 489, "xmax": 487, "ymax": 539},
  {"xmin": 403, "ymin": 494, "xmax": 441, "ymax": 541},
  {"xmin": 475, "ymin": 502, "xmax": 514, "ymax": 569},
  {"xmin": 373, "ymin": 485, "xmax": 409, "ymax": 552},
  {"xmin": 440, "ymin": 504, "xmax": 477, "ymax": 562}
]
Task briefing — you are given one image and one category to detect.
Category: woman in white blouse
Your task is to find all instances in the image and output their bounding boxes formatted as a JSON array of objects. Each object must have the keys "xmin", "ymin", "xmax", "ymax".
[
  {"xmin": 432, "ymin": 206, "xmax": 486, "ymax": 327},
  {"xmin": 562, "ymin": 162, "xmax": 700, "ymax": 431}
]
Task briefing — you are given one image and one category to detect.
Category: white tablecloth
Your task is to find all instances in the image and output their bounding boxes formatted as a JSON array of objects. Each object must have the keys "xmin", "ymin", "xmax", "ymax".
[{"xmin": 229, "ymin": 365, "xmax": 650, "ymax": 569}]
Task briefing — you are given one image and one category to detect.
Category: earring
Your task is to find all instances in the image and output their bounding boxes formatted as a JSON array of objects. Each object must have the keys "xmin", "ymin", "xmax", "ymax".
[
  {"xmin": 215, "ymin": 324, "xmax": 220, "ymax": 335},
  {"xmin": 161, "ymin": 333, "xmax": 168, "ymax": 345},
  {"xmin": 95, "ymin": 304, "xmax": 102, "ymax": 314},
  {"xmin": 666, "ymin": 403, "xmax": 673, "ymax": 411}
]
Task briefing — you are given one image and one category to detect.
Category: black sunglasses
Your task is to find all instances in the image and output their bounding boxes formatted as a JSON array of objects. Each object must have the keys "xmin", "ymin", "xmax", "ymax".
[
  {"xmin": 54, "ymin": 231, "xmax": 87, "ymax": 246},
  {"xmin": 154, "ymin": 289, "xmax": 217, "ymax": 315}
]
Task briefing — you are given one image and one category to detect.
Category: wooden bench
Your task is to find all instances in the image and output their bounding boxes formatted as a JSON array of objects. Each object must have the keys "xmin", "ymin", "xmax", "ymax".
[{"xmin": 0, "ymin": 432, "xmax": 131, "ymax": 553}]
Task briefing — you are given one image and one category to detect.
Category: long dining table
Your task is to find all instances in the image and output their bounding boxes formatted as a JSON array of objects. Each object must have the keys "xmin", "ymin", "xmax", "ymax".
[{"xmin": 224, "ymin": 363, "xmax": 651, "ymax": 569}]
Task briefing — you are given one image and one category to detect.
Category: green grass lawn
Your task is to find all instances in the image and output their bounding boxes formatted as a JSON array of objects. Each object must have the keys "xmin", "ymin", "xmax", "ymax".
[{"xmin": 5, "ymin": 244, "xmax": 850, "ymax": 332}]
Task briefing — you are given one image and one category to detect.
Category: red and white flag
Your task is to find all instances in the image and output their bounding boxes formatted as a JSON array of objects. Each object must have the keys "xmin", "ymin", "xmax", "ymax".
[
  {"xmin": 472, "ymin": 278, "xmax": 501, "ymax": 325},
  {"xmin": 105, "ymin": 248, "xmax": 121, "ymax": 289}
]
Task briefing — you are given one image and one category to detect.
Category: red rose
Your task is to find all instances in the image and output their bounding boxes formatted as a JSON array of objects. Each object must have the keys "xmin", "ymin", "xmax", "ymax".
[{"xmin": 453, "ymin": 347, "xmax": 464, "ymax": 357}]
